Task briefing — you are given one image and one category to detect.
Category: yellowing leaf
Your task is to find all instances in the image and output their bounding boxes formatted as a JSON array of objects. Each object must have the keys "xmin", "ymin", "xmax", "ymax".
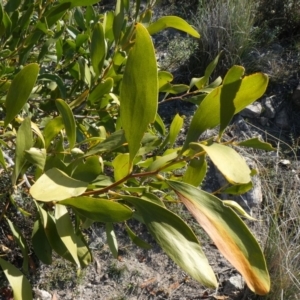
[
  {"xmin": 106, "ymin": 223, "xmax": 118, "ymax": 258},
  {"xmin": 167, "ymin": 180, "xmax": 270, "ymax": 295},
  {"xmin": 147, "ymin": 16, "xmax": 200, "ymax": 38},
  {"xmin": 120, "ymin": 23, "xmax": 158, "ymax": 167},
  {"xmin": 30, "ymin": 168, "xmax": 88, "ymax": 201}
]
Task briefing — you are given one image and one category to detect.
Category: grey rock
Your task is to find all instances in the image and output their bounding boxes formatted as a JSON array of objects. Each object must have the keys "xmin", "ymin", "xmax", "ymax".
[
  {"xmin": 34, "ymin": 289, "xmax": 52, "ymax": 300},
  {"xmin": 240, "ymin": 102, "xmax": 262, "ymax": 118},
  {"xmin": 262, "ymin": 97, "xmax": 276, "ymax": 118},
  {"xmin": 275, "ymin": 108, "xmax": 290, "ymax": 129},
  {"xmin": 224, "ymin": 275, "xmax": 244, "ymax": 294},
  {"xmin": 292, "ymin": 83, "xmax": 300, "ymax": 107}
]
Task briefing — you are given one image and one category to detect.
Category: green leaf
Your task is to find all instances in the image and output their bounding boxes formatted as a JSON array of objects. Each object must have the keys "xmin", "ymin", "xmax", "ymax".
[
  {"xmin": 222, "ymin": 200, "xmax": 257, "ymax": 221},
  {"xmin": 0, "ymin": 258, "xmax": 33, "ymax": 300},
  {"xmin": 55, "ymin": 204, "xmax": 80, "ymax": 268},
  {"xmin": 120, "ymin": 23, "xmax": 158, "ymax": 167},
  {"xmin": 219, "ymin": 66, "xmax": 244, "ymax": 137},
  {"xmin": 182, "ymin": 156, "xmax": 207, "ymax": 187},
  {"xmin": 39, "ymin": 73, "xmax": 67, "ymax": 99},
  {"xmin": 0, "ymin": 147, "xmax": 7, "ymax": 170},
  {"xmin": 124, "ymin": 196, "xmax": 217, "ymax": 288},
  {"xmin": 125, "ymin": 223, "xmax": 152, "ymax": 249},
  {"xmin": 90, "ymin": 22, "xmax": 107, "ymax": 78},
  {"xmin": 30, "ymin": 168, "xmax": 88, "ymax": 201},
  {"xmin": 60, "ymin": 197, "xmax": 133, "ymax": 222},
  {"xmin": 32, "ymin": 219, "xmax": 52, "ymax": 265},
  {"xmin": 36, "ymin": 204, "xmax": 75, "ymax": 263},
  {"xmin": 88, "ymin": 78, "xmax": 113, "ymax": 105},
  {"xmin": 158, "ymin": 71, "xmax": 173, "ymax": 90},
  {"xmin": 169, "ymin": 114, "xmax": 183, "ymax": 147},
  {"xmin": 167, "ymin": 180, "xmax": 270, "ymax": 295},
  {"xmin": 12, "ymin": 118, "xmax": 33, "ymax": 185},
  {"xmin": 147, "ymin": 16, "xmax": 200, "ymax": 38},
  {"xmin": 85, "ymin": 130, "xmax": 127, "ymax": 156},
  {"xmin": 106, "ymin": 223, "xmax": 118, "ymax": 258},
  {"xmin": 113, "ymin": 0, "xmax": 124, "ymax": 42},
  {"xmin": 112, "ymin": 153, "xmax": 130, "ymax": 181},
  {"xmin": 60, "ymin": 0, "xmax": 100, "ymax": 7},
  {"xmin": 74, "ymin": 228, "xmax": 92, "ymax": 267},
  {"xmin": 154, "ymin": 113, "xmax": 166, "ymax": 136},
  {"xmin": 71, "ymin": 156, "xmax": 103, "ymax": 182},
  {"xmin": 236, "ymin": 138, "xmax": 276, "ymax": 151},
  {"xmin": 43, "ymin": 116, "xmax": 64, "ymax": 149},
  {"xmin": 4, "ymin": 63, "xmax": 39, "ymax": 127},
  {"xmin": 44, "ymin": 2, "xmax": 71, "ymax": 27},
  {"xmin": 55, "ymin": 99, "xmax": 76, "ymax": 149},
  {"xmin": 6, "ymin": 218, "xmax": 29, "ymax": 273},
  {"xmin": 159, "ymin": 83, "xmax": 189, "ymax": 94},
  {"xmin": 182, "ymin": 72, "xmax": 269, "ymax": 152},
  {"xmin": 24, "ymin": 148, "xmax": 46, "ymax": 170},
  {"xmin": 190, "ymin": 142, "xmax": 251, "ymax": 185},
  {"xmin": 222, "ymin": 182, "xmax": 253, "ymax": 195}
]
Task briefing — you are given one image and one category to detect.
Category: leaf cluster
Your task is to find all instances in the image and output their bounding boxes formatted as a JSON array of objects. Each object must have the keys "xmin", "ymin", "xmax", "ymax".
[{"xmin": 0, "ymin": 0, "xmax": 273, "ymax": 298}]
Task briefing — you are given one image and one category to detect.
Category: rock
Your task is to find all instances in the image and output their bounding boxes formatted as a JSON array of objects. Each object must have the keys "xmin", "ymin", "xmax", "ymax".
[
  {"xmin": 259, "ymin": 117, "xmax": 269, "ymax": 126},
  {"xmin": 262, "ymin": 97, "xmax": 276, "ymax": 118},
  {"xmin": 34, "ymin": 289, "xmax": 52, "ymax": 300},
  {"xmin": 275, "ymin": 108, "xmax": 290, "ymax": 129},
  {"xmin": 240, "ymin": 102, "xmax": 262, "ymax": 118},
  {"xmin": 224, "ymin": 275, "xmax": 244, "ymax": 294},
  {"xmin": 292, "ymin": 83, "xmax": 300, "ymax": 107}
]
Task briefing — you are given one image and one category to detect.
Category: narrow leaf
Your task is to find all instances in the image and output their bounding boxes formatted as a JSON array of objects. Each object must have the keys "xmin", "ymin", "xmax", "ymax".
[
  {"xmin": 12, "ymin": 118, "xmax": 33, "ymax": 184},
  {"xmin": 0, "ymin": 258, "xmax": 33, "ymax": 300},
  {"xmin": 124, "ymin": 196, "xmax": 217, "ymax": 288},
  {"xmin": 222, "ymin": 200, "xmax": 257, "ymax": 221},
  {"xmin": 182, "ymin": 156, "xmax": 207, "ymax": 187},
  {"xmin": 43, "ymin": 116, "xmax": 64, "ymax": 149},
  {"xmin": 147, "ymin": 16, "xmax": 200, "ymax": 38},
  {"xmin": 237, "ymin": 138, "xmax": 276, "ymax": 151},
  {"xmin": 55, "ymin": 204, "xmax": 80, "ymax": 268},
  {"xmin": 169, "ymin": 114, "xmax": 183, "ymax": 147},
  {"xmin": 125, "ymin": 223, "xmax": 152, "ymax": 249},
  {"xmin": 167, "ymin": 180, "xmax": 270, "ymax": 295},
  {"xmin": 112, "ymin": 153, "xmax": 130, "ymax": 181},
  {"xmin": 4, "ymin": 63, "xmax": 39, "ymax": 127},
  {"xmin": 55, "ymin": 99, "xmax": 76, "ymax": 149},
  {"xmin": 106, "ymin": 223, "xmax": 118, "ymax": 258},
  {"xmin": 24, "ymin": 148, "xmax": 46, "ymax": 170},
  {"xmin": 90, "ymin": 22, "xmax": 107, "ymax": 78},
  {"xmin": 60, "ymin": 0, "xmax": 100, "ymax": 8},
  {"xmin": 60, "ymin": 197, "xmax": 132, "ymax": 222},
  {"xmin": 30, "ymin": 168, "xmax": 88, "ymax": 201},
  {"xmin": 120, "ymin": 23, "xmax": 158, "ymax": 167}
]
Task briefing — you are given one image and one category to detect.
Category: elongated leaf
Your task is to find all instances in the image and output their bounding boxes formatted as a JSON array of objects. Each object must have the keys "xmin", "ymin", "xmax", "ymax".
[
  {"xmin": 222, "ymin": 182, "xmax": 253, "ymax": 195},
  {"xmin": 182, "ymin": 72, "xmax": 269, "ymax": 152},
  {"xmin": 191, "ymin": 142, "xmax": 251, "ymax": 185},
  {"xmin": 85, "ymin": 130, "xmax": 126, "ymax": 156},
  {"xmin": 36, "ymin": 204, "xmax": 75, "ymax": 263},
  {"xmin": 113, "ymin": 0, "xmax": 124, "ymax": 42},
  {"xmin": 182, "ymin": 156, "xmax": 207, "ymax": 187},
  {"xmin": 222, "ymin": 201, "xmax": 257, "ymax": 221},
  {"xmin": 219, "ymin": 66, "xmax": 244, "ymax": 137},
  {"xmin": 6, "ymin": 218, "xmax": 29, "ymax": 273},
  {"xmin": 147, "ymin": 150, "xmax": 178, "ymax": 172},
  {"xmin": 0, "ymin": 258, "xmax": 32, "ymax": 300},
  {"xmin": 30, "ymin": 168, "xmax": 88, "ymax": 201},
  {"xmin": 0, "ymin": 147, "xmax": 6, "ymax": 169},
  {"xmin": 169, "ymin": 114, "xmax": 183, "ymax": 147},
  {"xmin": 89, "ymin": 78, "xmax": 113, "ymax": 104},
  {"xmin": 90, "ymin": 22, "xmax": 107, "ymax": 78},
  {"xmin": 32, "ymin": 219, "xmax": 52, "ymax": 265},
  {"xmin": 236, "ymin": 138, "xmax": 276, "ymax": 151},
  {"xmin": 55, "ymin": 99, "xmax": 76, "ymax": 149},
  {"xmin": 24, "ymin": 148, "xmax": 46, "ymax": 170},
  {"xmin": 55, "ymin": 204, "xmax": 80, "ymax": 268},
  {"xmin": 124, "ymin": 196, "xmax": 217, "ymax": 287},
  {"xmin": 112, "ymin": 153, "xmax": 130, "ymax": 181},
  {"xmin": 60, "ymin": 0, "xmax": 100, "ymax": 7},
  {"xmin": 74, "ymin": 228, "xmax": 92, "ymax": 267},
  {"xmin": 158, "ymin": 71, "xmax": 173, "ymax": 90},
  {"xmin": 125, "ymin": 223, "xmax": 152, "ymax": 249},
  {"xmin": 4, "ymin": 64, "xmax": 39, "ymax": 127},
  {"xmin": 60, "ymin": 197, "xmax": 132, "ymax": 222},
  {"xmin": 106, "ymin": 223, "xmax": 118, "ymax": 258},
  {"xmin": 167, "ymin": 180, "xmax": 270, "ymax": 295},
  {"xmin": 39, "ymin": 73, "xmax": 66, "ymax": 99},
  {"xmin": 12, "ymin": 118, "xmax": 33, "ymax": 184},
  {"xmin": 147, "ymin": 16, "xmax": 200, "ymax": 38},
  {"xmin": 44, "ymin": 2, "xmax": 71, "ymax": 27},
  {"xmin": 120, "ymin": 23, "xmax": 158, "ymax": 167},
  {"xmin": 43, "ymin": 116, "xmax": 64, "ymax": 149}
]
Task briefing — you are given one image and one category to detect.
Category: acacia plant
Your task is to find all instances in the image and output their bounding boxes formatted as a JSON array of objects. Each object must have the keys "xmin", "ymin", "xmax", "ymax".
[{"xmin": 0, "ymin": 0, "xmax": 272, "ymax": 298}]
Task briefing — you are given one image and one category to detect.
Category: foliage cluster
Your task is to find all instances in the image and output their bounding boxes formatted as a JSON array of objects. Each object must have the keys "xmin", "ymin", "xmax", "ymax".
[{"xmin": 0, "ymin": 0, "xmax": 274, "ymax": 298}]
